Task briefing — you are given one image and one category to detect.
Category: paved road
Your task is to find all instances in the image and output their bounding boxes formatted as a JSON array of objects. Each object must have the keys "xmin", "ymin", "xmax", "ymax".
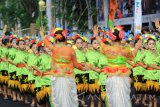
[
  {"xmin": 0, "ymin": 93, "xmax": 160, "ymax": 107},
  {"xmin": 0, "ymin": 94, "xmax": 30, "ymax": 107}
]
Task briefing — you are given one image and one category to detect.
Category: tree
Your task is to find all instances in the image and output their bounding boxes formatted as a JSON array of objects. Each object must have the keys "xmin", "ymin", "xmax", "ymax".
[
  {"xmin": 53, "ymin": 0, "xmax": 97, "ymax": 32},
  {"xmin": 0, "ymin": 0, "xmax": 97, "ymax": 32},
  {"xmin": 0, "ymin": 0, "xmax": 39, "ymax": 30},
  {"xmin": 20, "ymin": 0, "xmax": 39, "ymax": 26}
]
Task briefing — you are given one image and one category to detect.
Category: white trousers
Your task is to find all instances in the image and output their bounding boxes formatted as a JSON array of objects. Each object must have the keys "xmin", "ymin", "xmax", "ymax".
[
  {"xmin": 105, "ymin": 76, "xmax": 131, "ymax": 107},
  {"xmin": 50, "ymin": 77, "xmax": 78, "ymax": 107}
]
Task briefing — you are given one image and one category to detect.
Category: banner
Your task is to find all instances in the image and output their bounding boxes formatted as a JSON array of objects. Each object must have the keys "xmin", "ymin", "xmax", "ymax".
[
  {"xmin": 134, "ymin": 0, "xmax": 142, "ymax": 35},
  {"xmin": 108, "ymin": 0, "xmax": 117, "ymax": 28}
]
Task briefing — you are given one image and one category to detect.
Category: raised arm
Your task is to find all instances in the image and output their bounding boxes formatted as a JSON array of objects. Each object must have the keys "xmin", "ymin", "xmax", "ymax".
[
  {"xmin": 93, "ymin": 25, "xmax": 104, "ymax": 46},
  {"xmin": 154, "ymin": 19, "xmax": 160, "ymax": 32},
  {"xmin": 40, "ymin": 26, "xmax": 54, "ymax": 51},
  {"xmin": 132, "ymin": 40, "xmax": 142, "ymax": 57}
]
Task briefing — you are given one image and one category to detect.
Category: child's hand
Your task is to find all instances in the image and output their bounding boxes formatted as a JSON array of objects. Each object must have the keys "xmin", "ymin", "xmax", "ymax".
[
  {"xmin": 93, "ymin": 25, "xmax": 98, "ymax": 35},
  {"xmin": 39, "ymin": 26, "xmax": 45, "ymax": 39}
]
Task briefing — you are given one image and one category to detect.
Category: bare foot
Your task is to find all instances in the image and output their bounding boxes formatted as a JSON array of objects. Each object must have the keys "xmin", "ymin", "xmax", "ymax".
[
  {"xmin": 148, "ymin": 101, "xmax": 153, "ymax": 107},
  {"xmin": 4, "ymin": 95, "xmax": 8, "ymax": 100},
  {"xmin": 30, "ymin": 103, "xmax": 35, "ymax": 107},
  {"xmin": 135, "ymin": 98, "xmax": 140, "ymax": 105},
  {"xmin": 25, "ymin": 100, "xmax": 30, "ymax": 104},
  {"xmin": 13, "ymin": 97, "xmax": 17, "ymax": 102}
]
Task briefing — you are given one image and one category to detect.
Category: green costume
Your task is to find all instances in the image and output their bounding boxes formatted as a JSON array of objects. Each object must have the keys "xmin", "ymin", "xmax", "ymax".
[
  {"xmin": 13, "ymin": 50, "xmax": 28, "ymax": 76},
  {"xmin": 7, "ymin": 48, "xmax": 17, "ymax": 73},
  {"xmin": 143, "ymin": 50, "xmax": 160, "ymax": 94},
  {"xmin": 37, "ymin": 53, "xmax": 52, "ymax": 72},
  {"xmin": 7, "ymin": 48, "xmax": 18, "ymax": 88},
  {"xmin": 34, "ymin": 53, "xmax": 52, "ymax": 103},
  {"xmin": 0, "ymin": 47, "xmax": 9, "ymax": 71},
  {"xmin": 25, "ymin": 53, "xmax": 39, "ymax": 81},
  {"xmin": 143, "ymin": 50, "xmax": 159, "ymax": 80},
  {"xmin": 0, "ymin": 47, "xmax": 9, "ymax": 85},
  {"xmin": 132, "ymin": 49, "xmax": 146, "ymax": 93},
  {"xmin": 73, "ymin": 49, "xmax": 88, "ymax": 92},
  {"xmin": 13, "ymin": 49, "xmax": 29, "ymax": 92},
  {"xmin": 156, "ymin": 41, "xmax": 160, "ymax": 55},
  {"xmin": 85, "ymin": 48, "xmax": 108, "ymax": 102}
]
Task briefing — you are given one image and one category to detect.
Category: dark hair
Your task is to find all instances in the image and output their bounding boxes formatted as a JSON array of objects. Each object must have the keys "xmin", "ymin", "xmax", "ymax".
[
  {"xmin": 2, "ymin": 38, "xmax": 10, "ymax": 46},
  {"xmin": 147, "ymin": 38, "xmax": 155, "ymax": 44},
  {"xmin": 142, "ymin": 26, "xmax": 149, "ymax": 34},
  {"xmin": 91, "ymin": 37, "xmax": 97, "ymax": 44},
  {"xmin": 5, "ymin": 31, "xmax": 11, "ymax": 36},
  {"xmin": 16, "ymin": 40, "xmax": 25, "ymax": 46},
  {"xmin": 37, "ymin": 46, "xmax": 44, "ymax": 52},
  {"xmin": 74, "ymin": 37, "xmax": 84, "ymax": 43},
  {"xmin": 55, "ymin": 30, "xmax": 66, "ymax": 43},
  {"xmin": 10, "ymin": 38, "xmax": 17, "ymax": 43},
  {"xmin": 112, "ymin": 29, "xmax": 121, "ymax": 42},
  {"xmin": 30, "ymin": 43, "xmax": 36, "ymax": 49}
]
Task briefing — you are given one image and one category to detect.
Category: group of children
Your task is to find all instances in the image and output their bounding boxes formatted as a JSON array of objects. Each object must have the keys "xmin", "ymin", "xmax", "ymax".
[{"xmin": 0, "ymin": 24, "xmax": 160, "ymax": 107}]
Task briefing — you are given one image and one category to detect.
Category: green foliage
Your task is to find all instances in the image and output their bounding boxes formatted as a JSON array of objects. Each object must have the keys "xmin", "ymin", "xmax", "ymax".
[
  {"xmin": 0, "ymin": 0, "xmax": 97, "ymax": 32},
  {"xmin": 53, "ymin": 0, "xmax": 97, "ymax": 31},
  {"xmin": 0, "ymin": 0, "xmax": 39, "ymax": 29},
  {"xmin": 36, "ymin": 13, "xmax": 48, "ymax": 30}
]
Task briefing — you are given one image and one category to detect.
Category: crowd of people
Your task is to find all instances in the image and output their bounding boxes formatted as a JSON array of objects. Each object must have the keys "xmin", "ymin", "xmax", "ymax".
[{"xmin": 0, "ymin": 19, "xmax": 160, "ymax": 107}]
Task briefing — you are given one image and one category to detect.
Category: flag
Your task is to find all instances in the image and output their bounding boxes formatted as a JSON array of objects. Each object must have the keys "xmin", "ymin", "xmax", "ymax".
[
  {"xmin": 108, "ymin": 0, "xmax": 117, "ymax": 28},
  {"xmin": 134, "ymin": 0, "xmax": 142, "ymax": 35}
]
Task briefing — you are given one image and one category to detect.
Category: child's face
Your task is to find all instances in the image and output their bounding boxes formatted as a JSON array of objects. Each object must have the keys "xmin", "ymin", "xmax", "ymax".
[
  {"xmin": 129, "ymin": 42, "xmax": 134, "ymax": 48},
  {"xmin": 25, "ymin": 40, "xmax": 30, "ymax": 45},
  {"xmin": 83, "ymin": 42, "xmax": 87, "ymax": 48},
  {"xmin": 92, "ymin": 40, "xmax": 99, "ymax": 50},
  {"xmin": 12, "ymin": 40, "xmax": 17, "ymax": 48},
  {"xmin": 147, "ymin": 39, "xmax": 155, "ymax": 50},
  {"xmin": 76, "ymin": 39, "xmax": 83, "ymax": 49},
  {"xmin": 121, "ymin": 39, "xmax": 126, "ymax": 46},
  {"xmin": 19, "ymin": 41, "xmax": 25, "ymax": 50},
  {"xmin": 32, "ymin": 44, "xmax": 37, "ymax": 54}
]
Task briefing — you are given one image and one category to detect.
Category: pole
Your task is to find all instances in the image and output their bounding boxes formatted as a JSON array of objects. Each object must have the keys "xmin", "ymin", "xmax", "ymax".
[
  {"xmin": 41, "ymin": 11, "xmax": 43, "ymax": 26},
  {"xmin": 46, "ymin": 0, "xmax": 52, "ymax": 32}
]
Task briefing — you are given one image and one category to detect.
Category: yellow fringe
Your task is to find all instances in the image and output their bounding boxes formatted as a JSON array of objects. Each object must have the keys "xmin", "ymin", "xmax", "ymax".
[
  {"xmin": 20, "ymin": 84, "xmax": 29, "ymax": 92},
  {"xmin": 36, "ymin": 88, "xmax": 45, "ymax": 102},
  {"xmin": 0, "ymin": 75, "xmax": 2, "ymax": 82},
  {"xmin": 82, "ymin": 84, "xmax": 89, "ymax": 92},
  {"xmin": 43, "ymin": 86, "xmax": 51, "ymax": 96},
  {"xmin": 76, "ymin": 83, "xmax": 90, "ymax": 92},
  {"xmin": 141, "ymin": 83, "xmax": 147, "ymax": 92},
  {"xmin": 0, "ymin": 76, "xmax": 8, "ymax": 84},
  {"xmin": 154, "ymin": 82, "xmax": 159, "ymax": 92},
  {"xmin": 101, "ymin": 91, "xmax": 106, "ymax": 101},
  {"xmin": 36, "ymin": 86, "xmax": 51, "ymax": 102},
  {"xmin": 76, "ymin": 84, "xmax": 84, "ymax": 93},
  {"xmin": 146, "ymin": 81, "xmax": 154, "ymax": 90},
  {"xmin": 134, "ymin": 82, "xmax": 142, "ymax": 91},
  {"xmin": 18, "ymin": 82, "xmax": 21, "ymax": 90},
  {"xmin": 8, "ymin": 80, "xmax": 19, "ymax": 88},
  {"xmin": 88, "ymin": 79, "xmax": 100, "ymax": 93},
  {"xmin": 29, "ymin": 83, "xmax": 35, "ymax": 93}
]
